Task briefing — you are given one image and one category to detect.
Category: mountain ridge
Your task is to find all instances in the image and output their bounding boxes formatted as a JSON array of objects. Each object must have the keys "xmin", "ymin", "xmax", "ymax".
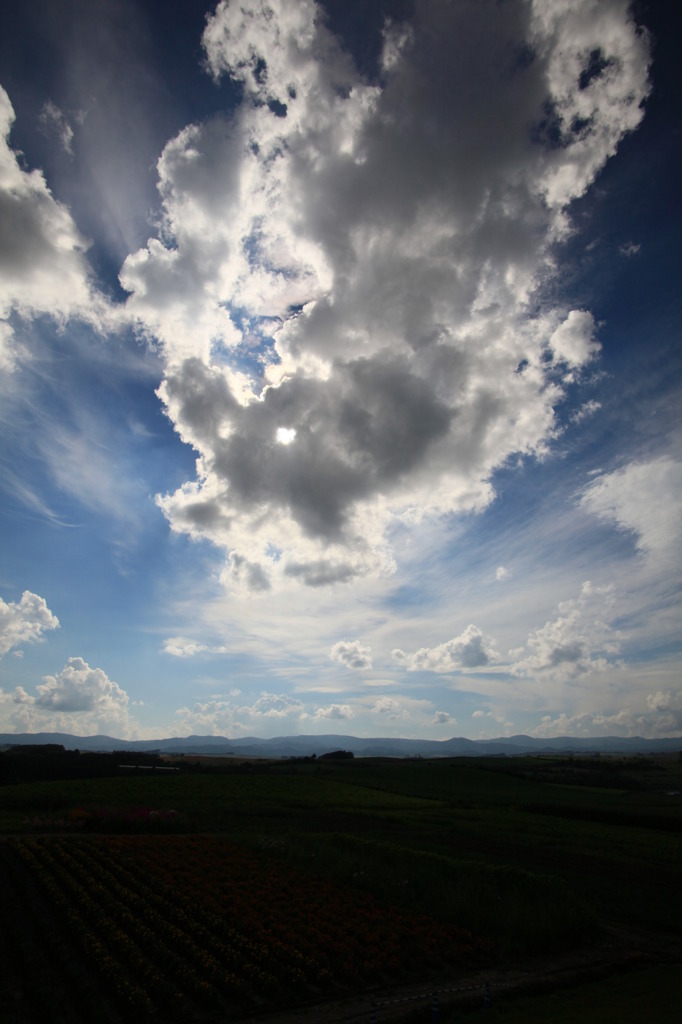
[{"xmin": 1, "ymin": 731, "xmax": 680, "ymax": 757}]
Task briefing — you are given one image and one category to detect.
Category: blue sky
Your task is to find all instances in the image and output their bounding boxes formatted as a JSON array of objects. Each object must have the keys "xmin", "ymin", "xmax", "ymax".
[{"xmin": 0, "ymin": 0, "xmax": 680, "ymax": 742}]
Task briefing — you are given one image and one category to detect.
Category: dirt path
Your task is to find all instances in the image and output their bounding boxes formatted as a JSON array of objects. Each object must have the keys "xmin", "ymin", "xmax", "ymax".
[{"xmin": 244, "ymin": 923, "xmax": 682, "ymax": 1024}]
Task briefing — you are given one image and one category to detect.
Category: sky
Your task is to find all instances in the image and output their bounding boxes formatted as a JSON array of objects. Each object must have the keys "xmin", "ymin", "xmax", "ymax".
[{"xmin": 0, "ymin": 0, "xmax": 680, "ymax": 742}]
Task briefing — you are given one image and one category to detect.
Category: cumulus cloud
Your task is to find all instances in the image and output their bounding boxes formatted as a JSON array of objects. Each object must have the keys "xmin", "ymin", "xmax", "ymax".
[
  {"xmin": 547, "ymin": 310, "xmax": 599, "ymax": 368},
  {"xmin": 119, "ymin": 0, "xmax": 649, "ymax": 591},
  {"xmin": 251, "ymin": 692, "xmax": 304, "ymax": 717},
  {"xmin": 532, "ymin": 690, "xmax": 682, "ymax": 739},
  {"xmin": 511, "ymin": 581, "xmax": 622, "ymax": 680},
  {"xmin": 393, "ymin": 624, "xmax": 499, "ymax": 673},
  {"xmin": 0, "ymin": 591, "xmax": 59, "ymax": 656},
  {"xmin": 472, "ymin": 708, "xmax": 508, "ymax": 727},
  {"xmin": 580, "ymin": 457, "xmax": 682, "ymax": 558},
  {"xmin": 330, "ymin": 640, "xmax": 373, "ymax": 671},
  {"xmin": 173, "ymin": 699, "xmax": 237, "ymax": 736},
  {"xmin": 173, "ymin": 690, "xmax": 446, "ymax": 735},
  {"xmin": 373, "ymin": 696, "xmax": 408, "ymax": 720},
  {"xmin": 175, "ymin": 690, "xmax": 304, "ymax": 735},
  {"xmin": 313, "ymin": 703, "xmax": 354, "ymax": 720},
  {"xmin": 0, "ymin": 86, "xmax": 116, "ymax": 368},
  {"xmin": 644, "ymin": 691, "xmax": 682, "ymax": 734},
  {"xmin": 31, "ymin": 657, "xmax": 127, "ymax": 714},
  {"xmin": 496, "ymin": 566, "xmax": 511, "ymax": 582},
  {"xmin": 7, "ymin": 657, "xmax": 130, "ymax": 734}
]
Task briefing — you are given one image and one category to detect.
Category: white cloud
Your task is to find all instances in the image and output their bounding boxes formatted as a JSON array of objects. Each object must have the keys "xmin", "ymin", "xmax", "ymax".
[
  {"xmin": 251, "ymin": 692, "xmax": 304, "ymax": 717},
  {"xmin": 0, "ymin": 591, "xmax": 59, "ymax": 656},
  {"xmin": 529, "ymin": 0, "xmax": 651, "ymax": 207},
  {"xmin": 580, "ymin": 457, "xmax": 682, "ymax": 558},
  {"xmin": 496, "ymin": 566, "xmax": 511, "ymax": 582},
  {"xmin": 531, "ymin": 689, "xmax": 682, "ymax": 739},
  {"xmin": 118, "ymin": 0, "xmax": 649, "ymax": 592},
  {"xmin": 644, "ymin": 691, "xmax": 682, "ymax": 734},
  {"xmin": 393, "ymin": 624, "xmax": 499, "ymax": 673},
  {"xmin": 173, "ymin": 689, "xmax": 447, "ymax": 736},
  {"xmin": 330, "ymin": 640, "xmax": 373, "ymax": 671},
  {"xmin": 511, "ymin": 581, "xmax": 622, "ymax": 680},
  {"xmin": 162, "ymin": 637, "xmax": 228, "ymax": 657},
  {"xmin": 173, "ymin": 699, "xmax": 237, "ymax": 736},
  {"xmin": 174, "ymin": 690, "xmax": 305, "ymax": 736},
  {"xmin": 547, "ymin": 310, "xmax": 599, "ymax": 368},
  {"xmin": 373, "ymin": 696, "xmax": 408, "ymax": 720},
  {"xmin": 0, "ymin": 87, "xmax": 117, "ymax": 367},
  {"xmin": 472, "ymin": 709, "xmax": 505, "ymax": 723},
  {"xmin": 313, "ymin": 703, "xmax": 354, "ymax": 720},
  {"xmin": 33, "ymin": 657, "xmax": 127, "ymax": 714},
  {"xmin": 6, "ymin": 657, "xmax": 131, "ymax": 734}
]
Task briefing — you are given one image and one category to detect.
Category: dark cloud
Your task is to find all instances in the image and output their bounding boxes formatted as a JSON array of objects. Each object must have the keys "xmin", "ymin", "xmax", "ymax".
[
  {"xmin": 550, "ymin": 642, "xmax": 585, "ymax": 666},
  {"xmin": 160, "ymin": 358, "xmax": 239, "ymax": 446},
  {"xmin": 167, "ymin": 353, "xmax": 452, "ymax": 544},
  {"xmin": 338, "ymin": 357, "xmax": 453, "ymax": 480},
  {"xmin": 284, "ymin": 559, "xmax": 357, "ymax": 588}
]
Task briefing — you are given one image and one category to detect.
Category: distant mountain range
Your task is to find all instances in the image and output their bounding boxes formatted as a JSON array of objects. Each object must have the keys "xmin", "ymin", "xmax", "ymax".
[{"xmin": 1, "ymin": 732, "xmax": 680, "ymax": 757}]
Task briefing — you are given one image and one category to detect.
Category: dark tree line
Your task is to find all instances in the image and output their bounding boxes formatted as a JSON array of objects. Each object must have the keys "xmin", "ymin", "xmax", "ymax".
[{"xmin": 0, "ymin": 745, "xmax": 165, "ymax": 783}]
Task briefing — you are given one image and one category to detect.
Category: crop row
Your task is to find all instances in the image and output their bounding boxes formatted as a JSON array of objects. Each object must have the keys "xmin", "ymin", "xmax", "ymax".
[
  {"xmin": 13, "ymin": 837, "xmax": 308, "ymax": 1015},
  {"xmin": 47, "ymin": 837, "xmax": 304, "ymax": 993},
  {"xmin": 104, "ymin": 834, "xmax": 487, "ymax": 980},
  {"xmin": 10, "ymin": 834, "xmax": 486, "ymax": 1020},
  {"xmin": 0, "ymin": 841, "xmax": 114, "ymax": 1023}
]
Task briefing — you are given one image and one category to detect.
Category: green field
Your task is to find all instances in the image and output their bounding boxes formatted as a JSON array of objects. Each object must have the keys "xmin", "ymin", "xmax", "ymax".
[{"xmin": 0, "ymin": 752, "xmax": 680, "ymax": 1021}]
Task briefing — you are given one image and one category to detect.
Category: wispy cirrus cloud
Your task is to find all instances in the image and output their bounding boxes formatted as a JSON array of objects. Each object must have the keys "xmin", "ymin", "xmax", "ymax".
[{"xmin": 38, "ymin": 100, "xmax": 76, "ymax": 155}]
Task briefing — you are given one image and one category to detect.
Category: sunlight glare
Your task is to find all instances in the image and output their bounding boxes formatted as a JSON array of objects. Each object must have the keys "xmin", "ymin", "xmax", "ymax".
[{"xmin": 275, "ymin": 427, "xmax": 297, "ymax": 445}]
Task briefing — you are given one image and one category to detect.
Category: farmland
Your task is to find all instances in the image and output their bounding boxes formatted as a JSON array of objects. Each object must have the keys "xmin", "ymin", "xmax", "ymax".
[{"xmin": 0, "ymin": 751, "xmax": 680, "ymax": 1021}]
